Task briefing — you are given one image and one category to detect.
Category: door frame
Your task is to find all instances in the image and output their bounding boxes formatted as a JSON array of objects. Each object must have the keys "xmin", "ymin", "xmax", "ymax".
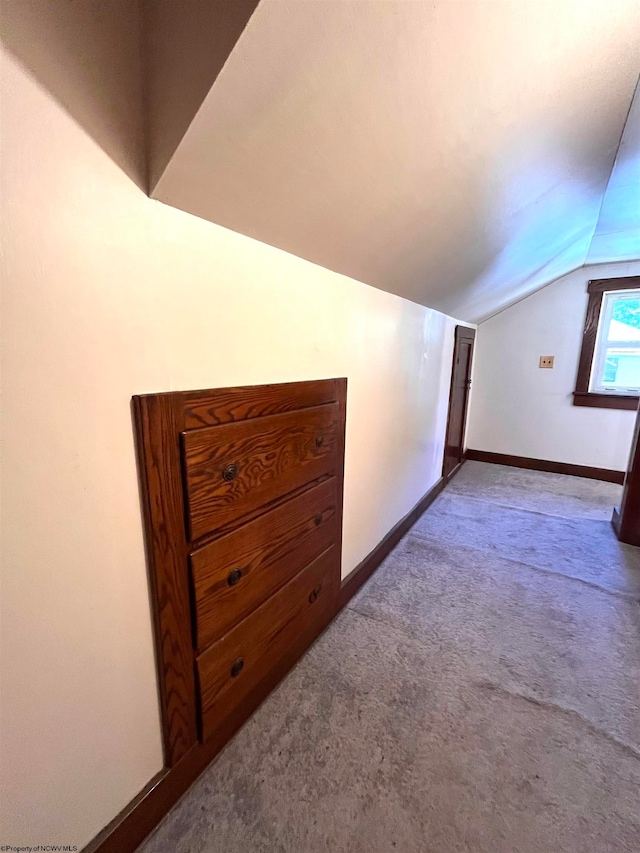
[
  {"xmin": 612, "ymin": 399, "xmax": 640, "ymax": 545},
  {"xmin": 443, "ymin": 325, "xmax": 476, "ymax": 481}
]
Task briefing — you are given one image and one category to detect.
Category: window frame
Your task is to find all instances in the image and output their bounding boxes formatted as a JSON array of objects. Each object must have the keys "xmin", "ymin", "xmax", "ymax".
[{"xmin": 574, "ymin": 275, "xmax": 640, "ymax": 410}]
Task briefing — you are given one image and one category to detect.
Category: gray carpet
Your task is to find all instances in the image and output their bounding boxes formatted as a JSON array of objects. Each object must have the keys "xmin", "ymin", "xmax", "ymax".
[{"xmin": 136, "ymin": 462, "xmax": 640, "ymax": 853}]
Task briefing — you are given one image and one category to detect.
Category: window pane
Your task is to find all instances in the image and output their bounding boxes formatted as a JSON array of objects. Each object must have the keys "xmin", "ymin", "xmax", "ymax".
[
  {"xmin": 609, "ymin": 296, "xmax": 640, "ymax": 342},
  {"xmin": 600, "ymin": 348, "xmax": 640, "ymax": 389},
  {"xmin": 591, "ymin": 289, "xmax": 640, "ymax": 393}
]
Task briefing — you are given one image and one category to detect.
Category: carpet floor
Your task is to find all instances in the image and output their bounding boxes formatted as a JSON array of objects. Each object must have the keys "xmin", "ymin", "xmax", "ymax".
[{"xmin": 136, "ymin": 462, "xmax": 640, "ymax": 853}]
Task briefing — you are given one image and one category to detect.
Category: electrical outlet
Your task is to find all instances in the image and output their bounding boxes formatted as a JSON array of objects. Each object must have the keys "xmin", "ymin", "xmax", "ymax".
[{"xmin": 539, "ymin": 356, "xmax": 554, "ymax": 369}]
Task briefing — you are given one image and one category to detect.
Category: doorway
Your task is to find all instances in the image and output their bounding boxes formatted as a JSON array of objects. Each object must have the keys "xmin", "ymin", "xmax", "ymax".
[{"xmin": 443, "ymin": 325, "xmax": 476, "ymax": 480}]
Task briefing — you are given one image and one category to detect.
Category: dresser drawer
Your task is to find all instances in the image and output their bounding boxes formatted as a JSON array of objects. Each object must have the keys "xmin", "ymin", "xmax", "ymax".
[
  {"xmin": 196, "ymin": 546, "xmax": 338, "ymax": 741},
  {"xmin": 191, "ymin": 477, "xmax": 338, "ymax": 651},
  {"xmin": 182, "ymin": 403, "xmax": 340, "ymax": 539}
]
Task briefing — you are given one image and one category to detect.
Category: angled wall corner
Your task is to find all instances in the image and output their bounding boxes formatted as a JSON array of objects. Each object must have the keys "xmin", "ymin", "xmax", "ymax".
[
  {"xmin": 0, "ymin": 0, "xmax": 147, "ymax": 189},
  {"xmin": 587, "ymin": 76, "xmax": 640, "ymax": 265},
  {"xmin": 144, "ymin": 0, "xmax": 260, "ymax": 193},
  {"xmin": 145, "ymin": 0, "xmax": 640, "ymax": 324}
]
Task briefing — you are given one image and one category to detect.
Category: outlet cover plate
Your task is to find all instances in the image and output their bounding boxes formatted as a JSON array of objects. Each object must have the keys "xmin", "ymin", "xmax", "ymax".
[{"xmin": 539, "ymin": 356, "xmax": 555, "ymax": 369}]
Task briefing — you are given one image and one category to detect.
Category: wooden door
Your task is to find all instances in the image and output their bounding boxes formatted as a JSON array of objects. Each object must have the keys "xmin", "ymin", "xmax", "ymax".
[
  {"xmin": 612, "ymin": 401, "xmax": 640, "ymax": 546},
  {"xmin": 443, "ymin": 326, "xmax": 476, "ymax": 479}
]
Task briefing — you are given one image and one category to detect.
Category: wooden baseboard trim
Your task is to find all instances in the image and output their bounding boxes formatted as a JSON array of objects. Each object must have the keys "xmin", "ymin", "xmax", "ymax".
[
  {"xmin": 466, "ymin": 449, "xmax": 624, "ymax": 485},
  {"xmin": 338, "ymin": 475, "xmax": 446, "ymax": 609},
  {"xmin": 82, "ymin": 607, "xmax": 334, "ymax": 853},
  {"xmin": 83, "ymin": 467, "xmax": 455, "ymax": 853}
]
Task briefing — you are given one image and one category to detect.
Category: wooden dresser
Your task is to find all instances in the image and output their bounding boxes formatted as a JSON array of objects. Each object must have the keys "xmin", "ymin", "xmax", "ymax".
[{"xmin": 133, "ymin": 379, "xmax": 346, "ymax": 767}]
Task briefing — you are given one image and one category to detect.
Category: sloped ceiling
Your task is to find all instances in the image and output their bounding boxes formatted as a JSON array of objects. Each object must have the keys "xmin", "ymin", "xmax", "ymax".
[
  {"xmin": 148, "ymin": 0, "xmax": 640, "ymax": 323},
  {"xmin": 587, "ymin": 78, "xmax": 640, "ymax": 266}
]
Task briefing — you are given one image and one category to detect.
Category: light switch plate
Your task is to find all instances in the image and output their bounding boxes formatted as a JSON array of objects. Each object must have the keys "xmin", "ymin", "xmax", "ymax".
[{"xmin": 539, "ymin": 356, "xmax": 554, "ymax": 369}]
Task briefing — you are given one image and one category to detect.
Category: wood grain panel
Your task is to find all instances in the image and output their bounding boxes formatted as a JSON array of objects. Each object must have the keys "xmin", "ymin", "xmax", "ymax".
[
  {"xmin": 132, "ymin": 395, "xmax": 198, "ymax": 766},
  {"xmin": 191, "ymin": 477, "xmax": 337, "ymax": 650},
  {"xmin": 182, "ymin": 403, "xmax": 339, "ymax": 539},
  {"xmin": 574, "ymin": 288, "xmax": 604, "ymax": 398},
  {"xmin": 183, "ymin": 378, "xmax": 339, "ymax": 429},
  {"xmin": 126, "ymin": 378, "xmax": 347, "ymax": 852},
  {"xmin": 572, "ymin": 391, "xmax": 639, "ymax": 410},
  {"xmin": 586, "ymin": 275, "xmax": 640, "ymax": 294},
  {"xmin": 197, "ymin": 546, "xmax": 338, "ymax": 741}
]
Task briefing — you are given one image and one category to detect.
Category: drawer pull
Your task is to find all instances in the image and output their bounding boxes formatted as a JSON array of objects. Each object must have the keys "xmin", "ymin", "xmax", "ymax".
[
  {"xmin": 314, "ymin": 513, "xmax": 323, "ymax": 526},
  {"xmin": 222, "ymin": 462, "xmax": 239, "ymax": 482},
  {"xmin": 227, "ymin": 568, "xmax": 243, "ymax": 586},
  {"xmin": 230, "ymin": 658, "xmax": 244, "ymax": 677},
  {"xmin": 316, "ymin": 435, "xmax": 324, "ymax": 447},
  {"xmin": 308, "ymin": 585, "xmax": 322, "ymax": 604}
]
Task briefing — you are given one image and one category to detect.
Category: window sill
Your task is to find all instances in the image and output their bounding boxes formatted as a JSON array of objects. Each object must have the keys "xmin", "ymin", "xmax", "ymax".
[{"xmin": 572, "ymin": 391, "xmax": 639, "ymax": 411}]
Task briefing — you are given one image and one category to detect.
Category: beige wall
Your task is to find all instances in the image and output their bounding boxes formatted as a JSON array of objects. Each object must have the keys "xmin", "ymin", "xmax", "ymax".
[
  {"xmin": 467, "ymin": 262, "xmax": 640, "ymax": 471},
  {"xmin": 0, "ymin": 48, "xmax": 467, "ymax": 849}
]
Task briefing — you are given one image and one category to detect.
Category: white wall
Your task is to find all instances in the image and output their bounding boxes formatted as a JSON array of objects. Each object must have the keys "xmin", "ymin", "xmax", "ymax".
[
  {"xmin": 0, "ymin": 48, "xmax": 467, "ymax": 849},
  {"xmin": 467, "ymin": 262, "xmax": 640, "ymax": 471}
]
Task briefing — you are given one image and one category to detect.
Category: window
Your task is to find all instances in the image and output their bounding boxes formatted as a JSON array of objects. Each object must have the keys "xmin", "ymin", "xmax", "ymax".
[
  {"xmin": 591, "ymin": 290, "xmax": 640, "ymax": 393},
  {"xmin": 574, "ymin": 276, "xmax": 640, "ymax": 410}
]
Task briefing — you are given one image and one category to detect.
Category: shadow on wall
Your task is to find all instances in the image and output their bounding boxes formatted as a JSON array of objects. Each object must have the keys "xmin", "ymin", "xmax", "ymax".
[{"xmin": 0, "ymin": 0, "xmax": 147, "ymax": 191}]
